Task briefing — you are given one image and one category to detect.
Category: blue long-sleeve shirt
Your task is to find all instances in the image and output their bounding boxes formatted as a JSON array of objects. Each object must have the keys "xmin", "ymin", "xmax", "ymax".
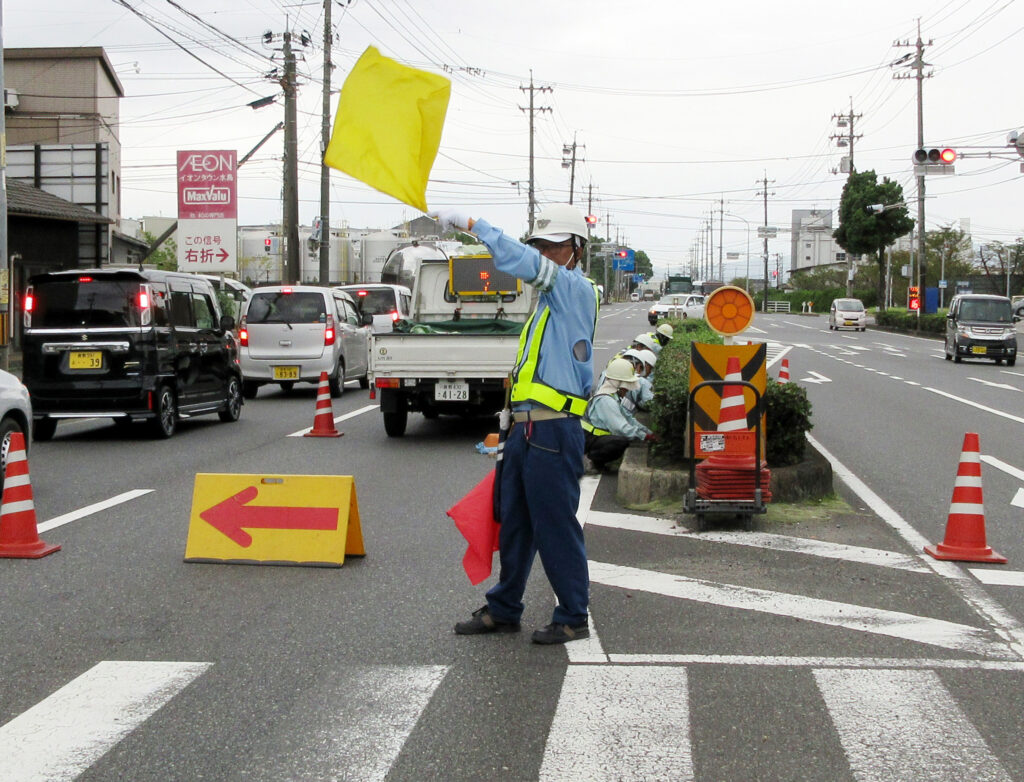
[
  {"xmin": 473, "ymin": 218, "xmax": 596, "ymax": 406},
  {"xmin": 585, "ymin": 393, "xmax": 651, "ymax": 439}
]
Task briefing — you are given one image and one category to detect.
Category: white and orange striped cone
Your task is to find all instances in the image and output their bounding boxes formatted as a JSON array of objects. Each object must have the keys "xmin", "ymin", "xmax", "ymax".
[
  {"xmin": 0, "ymin": 431, "xmax": 60, "ymax": 558},
  {"xmin": 778, "ymin": 357, "xmax": 790, "ymax": 383},
  {"xmin": 925, "ymin": 432, "xmax": 1006, "ymax": 563},
  {"xmin": 717, "ymin": 355, "xmax": 747, "ymax": 433},
  {"xmin": 304, "ymin": 371, "xmax": 342, "ymax": 438}
]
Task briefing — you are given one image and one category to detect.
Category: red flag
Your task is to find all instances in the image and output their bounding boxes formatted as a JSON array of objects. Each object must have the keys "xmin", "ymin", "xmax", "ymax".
[{"xmin": 446, "ymin": 470, "xmax": 500, "ymax": 585}]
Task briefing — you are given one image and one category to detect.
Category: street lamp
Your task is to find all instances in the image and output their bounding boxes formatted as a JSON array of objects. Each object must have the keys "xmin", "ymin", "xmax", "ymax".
[{"xmin": 724, "ymin": 213, "xmax": 752, "ymax": 292}]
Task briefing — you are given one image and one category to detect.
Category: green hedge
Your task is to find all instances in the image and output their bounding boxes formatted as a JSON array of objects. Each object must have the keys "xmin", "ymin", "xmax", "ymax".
[
  {"xmin": 874, "ymin": 308, "xmax": 946, "ymax": 334},
  {"xmin": 647, "ymin": 318, "xmax": 813, "ymax": 466},
  {"xmin": 752, "ymin": 287, "xmax": 878, "ymax": 313}
]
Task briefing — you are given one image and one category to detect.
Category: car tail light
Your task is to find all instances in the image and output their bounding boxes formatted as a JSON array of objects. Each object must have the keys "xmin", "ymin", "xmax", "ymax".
[
  {"xmin": 282, "ymin": 287, "xmax": 293, "ymax": 294},
  {"xmin": 357, "ymin": 290, "xmax": 368, "ymax": 297},
  {"xmin": 375, "ymin": 377, "xmax": 400, "ymax": 388},
  {"xmin": 137, "ymin": 284, "xmax": 153, "ymax": 326},
  {"xmin": 23, "ymin": 286, "xmax": 34, "ymax": 329},
  {"xmin": 390, "ymin": 310, "xmax": 399, "ymax": 322},
  {"xmin": 239, "ymin": 315, "xmax": 249, "ymax": 347},
  {"xmin": 324, "ymin": 314, "xmax": 336, "ymax": 345},
  {"xmin": 78, "ymin": 276, "xmax": 93, "ymax": 283}
]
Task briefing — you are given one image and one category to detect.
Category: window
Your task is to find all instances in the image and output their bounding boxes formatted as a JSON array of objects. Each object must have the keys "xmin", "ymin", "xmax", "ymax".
[
  {"xmin": 191, "ymin": 292, "xmax": 216, "ymax": 329},
  {"xmin": 30, "ymin": 279, "xmax": 140, "ymax": 328},
  {"xmin": 246, "ymin": 292, "xmax": 327, "ymax": 324},
  {"xmin": 169, "ymin": 291, "xmax": 193, "ymax": 327}
]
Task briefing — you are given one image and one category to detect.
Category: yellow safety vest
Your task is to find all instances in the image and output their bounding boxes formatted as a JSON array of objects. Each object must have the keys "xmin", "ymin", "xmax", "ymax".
[
  {"xmin": 510, "ymin": 283, "xmax": 600, "ymax": 416},
  {"xmin": 581, "ymin": 392, "xmax": 613, "ymax": 436}
]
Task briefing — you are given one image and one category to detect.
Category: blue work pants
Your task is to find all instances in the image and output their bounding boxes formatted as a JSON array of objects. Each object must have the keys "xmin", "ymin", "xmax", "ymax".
[{"xmin": 486, "ymin": 417, "xmax": 589, "ymax": 626}]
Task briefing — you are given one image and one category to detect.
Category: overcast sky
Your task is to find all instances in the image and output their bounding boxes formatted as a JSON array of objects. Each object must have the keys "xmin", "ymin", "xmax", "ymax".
[{"xmin": 6, "ymin": 0, "xmax": 1024, "ymax": 280}]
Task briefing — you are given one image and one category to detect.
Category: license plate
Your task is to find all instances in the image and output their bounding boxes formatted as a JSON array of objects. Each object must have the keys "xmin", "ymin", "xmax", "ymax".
[
  {"xmin": 972, "ymin": 346, "xmax": 987, "ymax": 355},
  {"xmin": 435, "ymin": 381, "xmax": 469, "ymax": 401},
  {"xmin": 69, "ymin": 351, "xmax": 103, "ymax": 370},
  {"xmin": 273, "ymin": 366, "xmax": 300, "ymax": 380}
]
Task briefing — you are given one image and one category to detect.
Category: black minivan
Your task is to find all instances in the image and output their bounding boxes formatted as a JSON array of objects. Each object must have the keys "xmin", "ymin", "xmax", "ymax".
[
  {"xmin": 22, "ymin": 269, "xmax": 243, "ymax": 439},
  {"xmin": 944, "ymin": 293, "xmax": 1019, "ymax": 366}
]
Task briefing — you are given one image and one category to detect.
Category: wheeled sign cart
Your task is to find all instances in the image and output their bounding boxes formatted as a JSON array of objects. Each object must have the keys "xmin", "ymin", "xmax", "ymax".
[{"xmin": 683, "ymin": 379, "xmax": 767, "ymax": 532}]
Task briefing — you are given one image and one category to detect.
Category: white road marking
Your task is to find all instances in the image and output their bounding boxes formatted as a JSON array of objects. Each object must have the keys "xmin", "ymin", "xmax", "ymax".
[
  {"xmin": 37, "ymin": 489, "xmax": 154, "ymax": 534},
  {"xmin": 586, "ymin": 511, "xmax": 929, "ymax": 572},
  {"xmin": 969, "ymin": 376, "xmax": 1021, "ymax": 391},
  {"xmin": 980, "ymin": 454, "xmax": 1024, "ymax": 483},
  {"xmin": 256, "ymin": 665, "xmax": 448, "ymax": 782},
  {"xmin": 814, "ymin": 668, "xmax": 1013, "ymax": 782},
  {"xmin": 801, "ymin": 370, "xmax": 831, "ymax": 384},
  {"xmin": 569, "ymin": 474, "xmax": 609, "ymax": 663},
  {"xmin": 588, "ymin": 560, "xmax": 1014, "ymax": 657},
  {"xmin": 809, "ymin": 434, "xmax": 1024, "ymax": 659},
  {"xmin": 0, "ymin": 661, "xmax": 210, "ymax": 782},
  {"xmin": 1013, "ymin": 488, "xmax": 1024, "ymax": 509},
  {"xmin": 925, "ymin": 386, "xmax": 1024, "ymax": 425},
  {"xmin": 970, "ymin": 569, "xmax": 1024, "ymax": 587},
  {"xmin": 287, "ymin": 403, "xmax": 378, "ymax": 437},
  {"xmin": 603, "ymin": 654, "xmax": 1024, "ymax": 670},
  {"xmin": 540, "ymin": 666, "xmax": 694, "ymax": 782}
]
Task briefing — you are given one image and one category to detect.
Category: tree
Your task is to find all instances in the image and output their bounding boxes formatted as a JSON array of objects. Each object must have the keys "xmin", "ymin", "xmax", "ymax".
[
  {"xmin": 833, "ymin": 170, "xmax": 914, "ymax": 310},
  {"xmin": 925, "ymin": 224, "xmax": 974, "ymax": 292},
  {"xmin": 141, "ymin": 231, "xmax": 178, "ymax": 271},
  {"xmin": 977, "ymin": 239, "xmax": 1024, "ymax": 296}
]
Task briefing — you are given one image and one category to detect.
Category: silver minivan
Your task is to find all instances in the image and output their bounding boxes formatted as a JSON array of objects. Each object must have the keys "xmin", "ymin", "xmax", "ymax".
[{"xmin": 239, "ymin": 286, "xmax": 369, "ymax": 398}]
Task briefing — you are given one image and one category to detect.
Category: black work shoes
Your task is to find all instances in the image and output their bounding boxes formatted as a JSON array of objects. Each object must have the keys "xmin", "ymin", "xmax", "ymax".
[
  {"xmin": 454, "ymin": 605, "xmax": 521, "ymax": 635},
  {"xmin": 531, "ymin": 622, "xmax": 590, "ymax": 645}
]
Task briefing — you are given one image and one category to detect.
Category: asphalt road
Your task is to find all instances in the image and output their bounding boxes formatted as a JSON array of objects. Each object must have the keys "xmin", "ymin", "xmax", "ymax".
[{"xmin": 0, "ymin": 302, "xmax": 1021, "ymax": 781}]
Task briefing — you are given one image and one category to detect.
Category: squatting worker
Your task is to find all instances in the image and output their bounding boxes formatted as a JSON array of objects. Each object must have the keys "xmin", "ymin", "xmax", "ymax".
[
  {"xmin": 581, "ymin": 357, "xmax": 657, "ymax": 472},
  {"xmin": 429, "ymin": 203, "xmax": 600, "ymax": 645}
]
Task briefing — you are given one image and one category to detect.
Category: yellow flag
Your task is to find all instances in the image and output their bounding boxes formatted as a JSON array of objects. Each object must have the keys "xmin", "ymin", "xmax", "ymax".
[{"xmin": 324, "ymin": 46, "xmax": 451, "ymax": 212}]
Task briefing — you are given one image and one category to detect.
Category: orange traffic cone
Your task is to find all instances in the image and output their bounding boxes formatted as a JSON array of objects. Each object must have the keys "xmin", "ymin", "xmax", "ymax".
[
  {"xmin": 304, "ymin": 371, "xmax": 343, "ymax": 438},
  {"xmin": 778, "ymin": 358, "xmax": 790, "ymax": 383},
  {"xmin": 717, "ymin": 356, "xmax": 747, "ymax": 432},
  {"xmin": 0, "ymin": 431, "xmax": 60, "ymax": 558},
  {"xmin": 925, "ymin": 432, "xmax": 1006, "ymax": 563}
]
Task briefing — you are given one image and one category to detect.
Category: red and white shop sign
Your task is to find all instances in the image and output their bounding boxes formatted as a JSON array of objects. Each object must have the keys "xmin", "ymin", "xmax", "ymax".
[{"xmin": 177, "ymin": 150, "xmax": 237, "ymax": 220}]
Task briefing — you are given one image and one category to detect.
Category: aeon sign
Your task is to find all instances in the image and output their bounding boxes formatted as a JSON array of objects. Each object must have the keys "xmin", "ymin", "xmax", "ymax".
[{"xmin": 177, "ymin": 150, "xmax": 237, "ymax": 220}]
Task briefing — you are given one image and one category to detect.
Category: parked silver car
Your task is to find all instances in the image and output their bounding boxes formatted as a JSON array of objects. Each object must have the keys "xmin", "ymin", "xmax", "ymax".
[
  {"xmin": 0, "ymin": 369, "xmax": 32, "ymax": 493},
  {"xmin": 239, "ymin": 286, "xmax": 369, "ymax": 398}
]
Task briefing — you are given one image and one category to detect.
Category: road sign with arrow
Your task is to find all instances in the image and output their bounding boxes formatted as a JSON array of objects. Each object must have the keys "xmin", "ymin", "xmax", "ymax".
[{"xmin": 184, "ymin": 474, "xmax": 364, "ymax": 567}]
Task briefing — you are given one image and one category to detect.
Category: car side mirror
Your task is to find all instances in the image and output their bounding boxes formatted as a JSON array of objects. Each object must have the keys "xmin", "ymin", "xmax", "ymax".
[
  {"xmin": 220, "ymin": 314, "xmax": 235, "ymax": 332},
  {"xmin": 360, "ymin": 311, "xmax": 373, "ymax": 326}
]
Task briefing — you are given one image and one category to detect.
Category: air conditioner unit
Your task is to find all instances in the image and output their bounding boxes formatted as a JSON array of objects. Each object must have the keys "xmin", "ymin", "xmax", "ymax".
[{"xmin": 4, "ymin": 89, "xmax": 18, "ymax": 110}]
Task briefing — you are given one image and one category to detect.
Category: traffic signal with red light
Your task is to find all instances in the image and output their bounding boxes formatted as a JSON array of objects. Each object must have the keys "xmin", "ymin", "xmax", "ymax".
[
  {"xmin": 908, "ymin": 286, "xmax": 920, "ymax": 311},
  {"xmin": 265, "ymin": 237, "xmax": 272, "ymax": 254},
  {"xmin": 616, "ymin": 250, "xmax": 628, "ymax": 259},
  {"xmin": 912, "ymin": 148, "xmax": 956, "ymax": 173},
  {"xmin": 585, "ymin": 214, "xmax": 598, "ymax": 227}
]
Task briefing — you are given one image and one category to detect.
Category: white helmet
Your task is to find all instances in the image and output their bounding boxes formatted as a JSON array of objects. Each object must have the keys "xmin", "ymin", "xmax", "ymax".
[
  {"xmin": 527, "ymin": 203, "xmax": 588, "ymax": 245},
  {"xmin": 633, "ymin": 333, "xmax": 658, "ymax": 353},
  {"xmin": 628, "ymin": 348, "xmax": 657, "ymax": 370},
  {"xmin": 605, "ymin": 357, "xmax": 638, "ymax": 384},
  {"xmin": 656, "ymin": 323, "xmax": 674, "ymax": 340}
]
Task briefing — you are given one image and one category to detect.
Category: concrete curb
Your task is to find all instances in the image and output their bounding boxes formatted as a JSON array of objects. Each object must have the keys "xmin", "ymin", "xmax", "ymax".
[{"xmin": 616, "ymin": 438, "xmax": 833, "ymax": 507}]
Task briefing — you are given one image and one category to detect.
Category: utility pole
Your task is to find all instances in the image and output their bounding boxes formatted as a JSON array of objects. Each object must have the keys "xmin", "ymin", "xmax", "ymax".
[
  {"xmin": 832, "ymin": 99, "xmax": 862, "ymax": 296},
  {"xmin": 264, "ymin": 26, "xmax": 307, "ymax": 283},
  {"xmin": 519, "ymin": 72, "xmax": 551, "ymax": 233},
  {"xmin": 318, "ymin": 0, "xmax": 333, "ymax": 285},
  {"xmin": 755, "ymin": 172, "xmax": 775, "ymax": 311},
  {"xmin": 562, "ymin": 133, "xmax": 584, "ymax": 205},
  {"xmin": 894, "ymin": 21, "xmax": 932, "ymax": 312},
  {"xmin": 718, "ymin": 196, "xmax": 724, "ymax": 282},
  {"xmin": 585, "ymin": 181, "xmax": 594, "ymax": 274}
]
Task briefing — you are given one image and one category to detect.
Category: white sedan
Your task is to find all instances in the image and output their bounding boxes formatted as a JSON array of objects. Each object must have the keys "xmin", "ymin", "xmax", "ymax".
[{"xmin": 648, "ymin": 294, "xmax": 706, "ymax": 325}]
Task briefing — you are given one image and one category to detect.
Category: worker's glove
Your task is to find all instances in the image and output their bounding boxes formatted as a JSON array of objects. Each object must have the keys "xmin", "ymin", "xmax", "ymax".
[
  {"xmin": 644, "ymin": 432, "xmax": 660, "ymax": 443},
  {"xmin": 428, "ymin": 209, "xmax": 472, "ymax": 234}
]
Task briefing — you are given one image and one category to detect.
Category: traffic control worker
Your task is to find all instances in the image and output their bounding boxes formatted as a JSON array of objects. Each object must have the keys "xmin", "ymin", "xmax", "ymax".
[
  {"xmin": 430, "ymin": 203, "xmax": 600, "ymax": 645},
  {"xmin": 581, "ymin": 357, "xmax": 657, "ymax": 472}
]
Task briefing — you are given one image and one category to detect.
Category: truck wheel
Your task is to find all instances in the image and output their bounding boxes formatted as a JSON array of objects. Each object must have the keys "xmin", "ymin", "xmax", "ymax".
[
  {"xmin": 149, "ymin": 385, "xmax": 177, "ymax": 439},
  {"xmin": 383, "ymin": 408, "xmax": 407, "ymax": 437},
  {"xmin": 33, "ymin": 418, "xmax": 57, "ymax": 442}
]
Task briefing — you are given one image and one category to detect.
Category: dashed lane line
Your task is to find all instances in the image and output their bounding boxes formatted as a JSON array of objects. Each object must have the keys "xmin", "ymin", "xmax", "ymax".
[
  {"xmin": 37, "ymin": 489, "xmax": 154, "ymax": 534},
  {"xmin": 287, "ymin": 403, "xmax": 378, "ymax": 437}
]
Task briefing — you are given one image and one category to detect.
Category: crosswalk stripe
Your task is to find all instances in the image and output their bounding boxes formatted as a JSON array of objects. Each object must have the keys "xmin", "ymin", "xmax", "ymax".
[
  {"xmin": 813, "ymin": 668, "xmax": 1013, "ymax": 782},
  {"xmin": 540, "ymin": 666, "xmax": 694, "ymax": 782},
  {"xmin": 588, "ymin": 560, "xmax": 1015, "ymax": 657},
  {"xmin": 0, "ymin": 660, "xmax": 210, "ymax": 782},
  {"xmin": 252, "ymin": 665, "xmax": 449, "ymax": 782}
]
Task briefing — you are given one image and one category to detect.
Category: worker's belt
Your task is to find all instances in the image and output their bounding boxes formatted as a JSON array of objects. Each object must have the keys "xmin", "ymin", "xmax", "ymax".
[{"xmin": 512, "ymin": 408, "xmax": 573, "ymax": 423}]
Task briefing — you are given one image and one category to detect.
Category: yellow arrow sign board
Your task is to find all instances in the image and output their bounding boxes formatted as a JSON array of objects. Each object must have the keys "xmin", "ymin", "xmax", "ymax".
[{"xmin": 184, "ymin": 474, "xmax": 365, "ymax": 567}]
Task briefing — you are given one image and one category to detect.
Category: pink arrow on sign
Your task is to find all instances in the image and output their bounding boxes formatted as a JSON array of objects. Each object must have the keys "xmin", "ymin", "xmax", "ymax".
[
  {"xmin": 199, "ymin": 486, "xmax": 338, "ymax": 547},
  {"xmin": 216, "ymin": 248, "xmax": 230, "ymax": 262}
]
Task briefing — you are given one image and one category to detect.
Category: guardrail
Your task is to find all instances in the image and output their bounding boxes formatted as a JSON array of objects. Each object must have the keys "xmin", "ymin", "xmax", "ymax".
[{"xmin": 765, "ymin": 301, "xmax": 791, "ymax": 313}]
